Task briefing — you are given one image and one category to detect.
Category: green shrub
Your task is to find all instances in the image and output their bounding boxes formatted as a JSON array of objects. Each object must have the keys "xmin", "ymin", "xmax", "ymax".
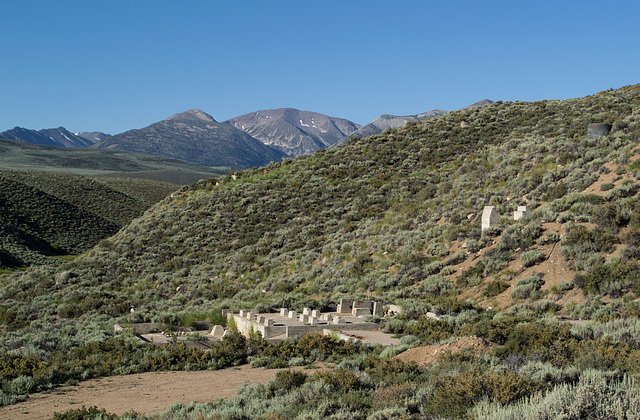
[
  {"xmin": 270, "ymin": 369, "xmax": 308, "ymax": 393},
  {"xmin": 511, "ymin": 275, "xmax": 544, "ymax": 300},
  {"xmin": 472, "ymin": 371, "xmax": 640, "ymax": 419},
  {"xmin": 520, "ymin": 249, "xmax": 546, "ymax": 267},
  {"xmin": 313, "ymin": 369, "xmax": 363, "ymax": 392},
  {"xmin": 483, "ymin": 280, "xmax": 510, "ymax": 297}
]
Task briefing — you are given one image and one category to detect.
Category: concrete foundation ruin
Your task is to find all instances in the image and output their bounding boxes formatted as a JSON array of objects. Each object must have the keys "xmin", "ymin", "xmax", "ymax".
[{"xmin": 227, "ymin": 300, "xmax": 383, "ymax": 341}]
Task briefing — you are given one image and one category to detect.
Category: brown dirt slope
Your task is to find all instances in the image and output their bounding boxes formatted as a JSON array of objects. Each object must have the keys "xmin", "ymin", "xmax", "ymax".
[{"xmin": 394, "ymin": 335, "xmax": 499, "ymax": 366}]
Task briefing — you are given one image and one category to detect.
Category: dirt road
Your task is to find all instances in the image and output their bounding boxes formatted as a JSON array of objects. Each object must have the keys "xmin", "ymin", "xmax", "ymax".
[{"xmin": 0, "ymin": 365, "xmax": 276, "ymax": 419}]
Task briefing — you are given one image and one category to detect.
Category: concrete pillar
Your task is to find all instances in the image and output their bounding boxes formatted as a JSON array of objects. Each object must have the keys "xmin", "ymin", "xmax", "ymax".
[
  {"xmin": 288, "ymin": 310, "xmax": 297, "ymax": 319},
  {"xmin": 373, "ymin": 302, "xmax": 384, "ymax": 317},
  {"xmin": 337, "ymin": 299, "xmax": 354, "ymax": 314},
  {"xmin": 482, "ymin": 206, "xmax": 499, "ymax": 231},
  {"xmin": 311, "ymin": 310, "xmax": 320, "ymax": 318},
  {"xmin": 280, "ymin": 308, "xmax": 288, "ymax": 316}
]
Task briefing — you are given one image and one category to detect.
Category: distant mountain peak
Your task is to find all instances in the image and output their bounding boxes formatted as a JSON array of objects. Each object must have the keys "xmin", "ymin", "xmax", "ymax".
[
  {"xmin": 465, "ymin": 99, "xmax": 494, "ymax": 108},
  {"xmin": 224, "ymin": 108, "xmax": 361, "ymax": 157},
  {"xmin": 165, "ymin": 109, "xmax": 216, "ymax": 123},
  {"xmin": 94, "ymin": 111, "xmax": 284, "ymax": 168}
]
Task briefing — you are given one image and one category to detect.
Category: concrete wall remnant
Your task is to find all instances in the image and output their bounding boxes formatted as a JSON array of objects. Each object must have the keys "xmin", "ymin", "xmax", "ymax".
[
  {"xmin": 514, "ymin": 206, "xmax": 531, "ymax": 221},
  {"xmin": 482, "ymin": 206, "xmax": 500, "ymax": 230},
  {"xmin": 352, "ymin": 308, "xmax": 371, "ymax": 317}
]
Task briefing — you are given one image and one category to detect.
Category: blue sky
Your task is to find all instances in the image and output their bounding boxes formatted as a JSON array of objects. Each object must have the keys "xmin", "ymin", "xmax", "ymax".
[{"xmin": 2, "ymin": 0, "xmax": 639, "ymax": 135}]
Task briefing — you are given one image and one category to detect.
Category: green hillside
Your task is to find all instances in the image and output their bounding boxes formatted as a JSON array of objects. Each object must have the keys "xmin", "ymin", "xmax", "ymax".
[
  {"xmin": 0, "ymin": 169, "xmax": 179, "ymax": 268},
  {"xmin": 0, "ymin": 138, "xmax": 230, "ymax": 183},
  {"xmin": 2, "ymin": 85, "xmax": 640, "ymax": 417}
]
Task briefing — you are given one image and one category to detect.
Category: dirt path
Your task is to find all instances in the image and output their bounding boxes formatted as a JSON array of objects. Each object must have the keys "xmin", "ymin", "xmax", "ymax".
[{"xmin": 0, "ymin": 365, "xmax": 277, "ymax": 419}]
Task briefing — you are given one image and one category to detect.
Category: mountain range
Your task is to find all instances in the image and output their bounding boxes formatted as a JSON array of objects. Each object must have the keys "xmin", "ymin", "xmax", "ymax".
[
  {"xmin": 1, "ymin": 101, "xmax": 493, "ymax": 169},
  {"xmin": 91, "ymin": 109, "xmax": 286, "ymax": 168},
  {"xmin": 223, "ymin": 108, "xmax": 361, "ymax": 157},
  {"xmin": 0, "ymin": 126, "xmax": 96, "ymax": 148}
]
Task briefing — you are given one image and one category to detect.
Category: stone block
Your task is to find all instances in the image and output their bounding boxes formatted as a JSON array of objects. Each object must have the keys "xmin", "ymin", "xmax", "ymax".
[
  {"xmin": 352, "ymin": 307, "xmax": 371, "ymax": 317},
  {"xmin": 280, "ymin": 308, "xmax": 288, "ymax": 316},
  {"xmin": 257, "ymin": 315, "xmax": 265, "ymax": 324},
  {"xmin": 311, "ymin": 310, "xmax": 320, "ymax": 318},
  {"xmin": 288, "ymin": 310, "xmax": 297, "ymax": 319},
  {"xmin": 333, "ymin": 316, "xmax": 343, "ymax": 324},
  {"xmin": 300, "ymin": 314, "xmax": 309, "ymax": 323},
  {"xmin": 211, "ymin": 325, "xmax": 225, "ymax": 338},
  {"xmin": 265, "ymin": 318, "xmax": 274, "ymax": 326},
  {"xmin": 303, "ymin": 307, "xmax": 311, "ymax": 316}
]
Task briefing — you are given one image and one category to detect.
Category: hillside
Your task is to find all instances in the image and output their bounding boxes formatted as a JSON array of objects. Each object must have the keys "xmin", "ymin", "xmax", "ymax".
[
  {"xmin": 93, "ymin": 109, "xmax": 286, "ymax": 168},
  {"xmin": 0, "ymin": 138, "xmax": 228, "ymax": 184},
  {"xmin": 336, "ymin": 108, "xmax": 448, "ymax": 146},
  {"xmin": 224, "ymin": 108, "xmax": 361, "ymax": 157},
  {"xmin": 5, "ymin": 84, "xmax": 640, "ymax": 317},
  {"xmin": 2, "ymin": 85, "xmax": 640, "ymax": 417},
  {"xmin": 0, "ymin": 169, "xmax": 178, "ymax": 268}
]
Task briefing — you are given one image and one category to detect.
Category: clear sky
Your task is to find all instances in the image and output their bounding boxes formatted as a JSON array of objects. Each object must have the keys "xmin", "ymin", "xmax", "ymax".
[{"xmin": 2, "ymin": 0, "xmax": 639, "ymax": 135}]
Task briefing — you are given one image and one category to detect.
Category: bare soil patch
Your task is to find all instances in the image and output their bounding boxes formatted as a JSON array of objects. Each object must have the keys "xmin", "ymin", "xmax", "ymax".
[
  {"xmin": 394, "ymin": 335, "xmax": 499, "ymax": 366},
  {"xmin": 0, "ymin": 365, "xmax": 277, "ymax": 420}
]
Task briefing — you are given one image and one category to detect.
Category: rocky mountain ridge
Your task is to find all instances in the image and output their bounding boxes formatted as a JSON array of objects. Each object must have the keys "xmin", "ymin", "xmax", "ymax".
[
  {"xmin": 0, "ymin": 126, "xmax": 97, "ymax": 148},
  {"xmin": 91, "ymin": 110, "xmax": 285, "ymax": 168},
  {"xmin": 224, "ymin": 108, "xmax": 361, "ymax": 157}
]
